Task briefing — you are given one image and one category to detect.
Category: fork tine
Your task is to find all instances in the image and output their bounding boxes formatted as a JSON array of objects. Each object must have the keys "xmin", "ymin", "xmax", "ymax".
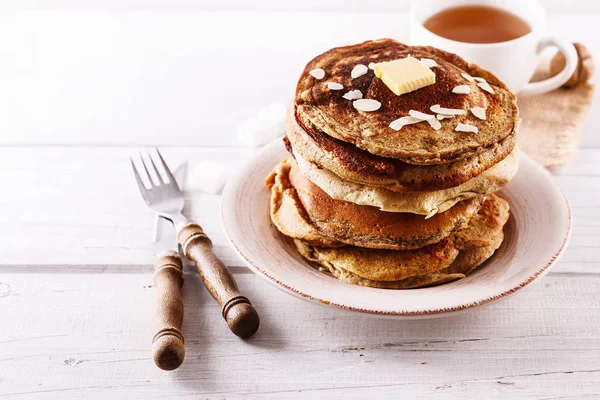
[
  {"xmin": 155, "ymin": 148, "xmax": 179, "ymax": 190},
  {"xmin": 146, "ymin": 153, "xmax": 165, "ymax": 185},
  {"xmin": 130, "ymin": 156, "xmax": 148, "ymax": 192},
  {"xmin": 139, "ymin": 152, "xmax": 159, "ymax": 187}
]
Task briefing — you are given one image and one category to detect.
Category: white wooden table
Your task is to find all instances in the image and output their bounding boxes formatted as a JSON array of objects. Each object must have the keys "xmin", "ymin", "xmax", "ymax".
[{"xmin": 1, "ymin": 3, "xmax": 599, "ymax": 399}]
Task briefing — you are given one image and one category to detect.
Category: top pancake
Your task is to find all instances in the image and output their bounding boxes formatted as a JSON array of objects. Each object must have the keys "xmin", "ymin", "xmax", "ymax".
[
  {"xmin": 286, "ymin": 106, "xmax": 516, "ymax": 192},
  {"xmin": 295, "ymin": 39, "xmax": 519, "ymax": 165}
]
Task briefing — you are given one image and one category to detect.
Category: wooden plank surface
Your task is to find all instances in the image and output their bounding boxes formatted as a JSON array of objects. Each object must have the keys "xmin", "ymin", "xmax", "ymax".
[
  {"xmin": 0, "ymin": 12, "xmax": 598, "ymax": 146},
  {"xmin": 0, "ymin": 146, "xmax": 597, "ymax": 274},
  {"xmin": 2, "ymin": 0, "xmax": 599, "ymax": 13},
  {"xmin": 0, "ymin": 6, "xmax": 598, "ymax": 399},
  {"xmin": 0, "ymin": 272, "xmax": 599, "ymax": 399}
]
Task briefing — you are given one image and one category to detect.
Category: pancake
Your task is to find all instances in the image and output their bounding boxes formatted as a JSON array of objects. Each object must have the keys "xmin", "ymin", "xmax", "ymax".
[
  {"xmin": 294, "ymin": 238, "xmax": 462, "ymax": 288},
  {"xmin": 294, "ymin": 194, "xmax": 509, "ymax": 289},
  {"xmin": 295, "ymin": 239, "xmax": 498, "ymax": 289},
  {"xmin": 295, "ymin": 39, "xmax": 519, "ymax": 165},
  {"xmin": 293, "ymin": 146, "xmax": 519, "ymax": 216},
  {"xmin": 287, "ymin": 105, "xmax": 517, "ymax": 192},
  {"xmin": 266, "ymin": 159, "xmax": 482, "ymax": 251}
]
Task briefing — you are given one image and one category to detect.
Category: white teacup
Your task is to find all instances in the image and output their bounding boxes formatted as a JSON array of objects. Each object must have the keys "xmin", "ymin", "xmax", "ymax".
[{"xmin": 409, "ymin": 0, "xmax": 578, "ymax": 96}]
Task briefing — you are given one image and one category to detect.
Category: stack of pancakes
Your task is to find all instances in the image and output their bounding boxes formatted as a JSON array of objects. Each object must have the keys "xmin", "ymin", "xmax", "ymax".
[{"xmin": 266, "ymin": 39, "xmax": 519, "ymax": 289}]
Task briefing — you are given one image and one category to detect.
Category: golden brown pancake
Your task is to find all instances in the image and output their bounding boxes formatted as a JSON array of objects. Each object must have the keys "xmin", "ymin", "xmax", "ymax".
[
  {"xmin": 295, "ymin": 240, "xmax": 497, "ymax": 289},
  {"xmin": 266, "ymin": 159, "xmax": 482, "ymax": 251},
  {"xmin": 295, "ymin": 39, "xmax": 519, "ymax": 165},
  {"xmin": 286, "ymin": 106, "xmax": 516, "ymax": 192},
  {"xmin": 295, "ymin": 238, "xmax": 459, "ymax": 282},
  {"xmin": 293, "ymin": 145, "xmax": 519, "ymax": 216},
  {"xmin": 293, "ymin": 194, "xmax": 509, "ymax": 289}
]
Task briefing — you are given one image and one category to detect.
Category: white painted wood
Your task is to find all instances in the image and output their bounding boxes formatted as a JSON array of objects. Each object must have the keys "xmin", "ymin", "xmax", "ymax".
[
  {"xmin": 0, "ymin": 272, "xmax": 599, "ymax": 399},
  {"xmin": 0, "ymin": 6, "xmax": 597, "ymax": 398},
  {"xmin": 0, "ymin": 0, "xmax": 599, "ymax": 14},
  {"xmin": 0, "ymin": 146, "xmax": 597, "ymax": 275},
  {"xmin": 0, "ymin": 12, "xmax": 597, "ymax": 146}
]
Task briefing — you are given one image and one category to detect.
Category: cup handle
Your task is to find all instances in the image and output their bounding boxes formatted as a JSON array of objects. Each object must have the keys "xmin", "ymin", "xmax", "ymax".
[{"xmin": 519, "ymin": 37, "xmax": 578, "ymax": 96}]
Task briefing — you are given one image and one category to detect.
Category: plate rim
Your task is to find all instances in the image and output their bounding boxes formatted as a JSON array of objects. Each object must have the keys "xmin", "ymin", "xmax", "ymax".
[{"xmin": 221, "ymin": 140, "xmax": 572, "ymax": 317}]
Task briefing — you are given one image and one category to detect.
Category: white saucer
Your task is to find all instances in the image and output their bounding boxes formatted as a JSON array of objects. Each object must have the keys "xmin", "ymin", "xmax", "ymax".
[{"xmin": 221, "ymin": 140, "xmax": 571, "ymax": 318}]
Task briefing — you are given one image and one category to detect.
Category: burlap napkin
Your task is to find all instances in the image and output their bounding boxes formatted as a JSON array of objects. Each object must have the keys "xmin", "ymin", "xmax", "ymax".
[{"xmin": 518, "ymin": 43, "xmax": 595, "ymax": 167}]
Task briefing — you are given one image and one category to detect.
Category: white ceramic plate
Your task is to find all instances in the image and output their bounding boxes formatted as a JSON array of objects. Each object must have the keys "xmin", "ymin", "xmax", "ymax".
[{"xmin": 221, "ymin": 140, "xmax": 571, "ymax": 318}]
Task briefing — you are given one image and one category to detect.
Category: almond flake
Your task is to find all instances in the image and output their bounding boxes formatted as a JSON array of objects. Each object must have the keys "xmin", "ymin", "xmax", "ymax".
[
  {"xmin": 452, "ymin": 85, "xmax": 471, "ymax": 94},
  {"xmin": 351, "ymin": 64, "xmax": 368, "ymax": 79},
  {"xmin": 409, "ymin": 110, "xmax": 435, "ymax": 120},
  {"xmin": 420, "ymin": 58, "xmax": 438, "ymax": 68},
  {"xmin": 477, "ymin": 81, "xmax": 495, "ymax": 94},
  {"xmin": 474, "ymin": 77, "xmax": 487, "ymax": 83},
  {"xmin": 427, "ymin": 118, "xmax": 442, "ymax": 130},
  {"xmin": 425, "ymin": 209, "xmax": 438, "ymax": 219},
  {"xmin": 309, "ymin": 68, "xmax": 325, "ymax": 79},
  {"xmin": 470, "ymin": 107, "xmax": 486, "ymax": 120},
  {"xmin": 353, "ymin": 99, "xmax": 381, "ymax": 112},
  {"xmin": 342, "ymin": 89, "xmax": 363, "ymax": 100},
  {"xmin": 461, "ymin": 73, "xmax": 475, "ymax": 82},
  {"xmin": 327, "ymin": 82, "xmax": 344, "ymax": 90},
  {"xmin": 455, "ymin": 123, "xmax": 478, "ymax": 133},
  {"xmin": 436, "ymin": 114, "xmax": 454, "ymax": 120},
  {"xmin": 430, "ymin": 104, "xmax": 466, "ymax": 115},
  {"xmin": 389, "ymin": 116, "xmax": 422, "ymax": 131}
]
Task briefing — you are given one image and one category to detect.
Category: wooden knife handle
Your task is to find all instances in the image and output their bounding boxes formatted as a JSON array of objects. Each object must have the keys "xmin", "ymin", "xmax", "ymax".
[
  {"xmin": 178, "ymin": 223, "xmax": 260, "ymax": 339},
  {"xmin": 152, "ymin": 251, "xmax": 185, "ymax": 371}
]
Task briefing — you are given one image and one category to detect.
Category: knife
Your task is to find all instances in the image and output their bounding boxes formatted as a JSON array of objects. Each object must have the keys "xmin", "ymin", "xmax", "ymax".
[{"xmin": 151, "ymin": 162, "xmax": 186, "ymax": 371}]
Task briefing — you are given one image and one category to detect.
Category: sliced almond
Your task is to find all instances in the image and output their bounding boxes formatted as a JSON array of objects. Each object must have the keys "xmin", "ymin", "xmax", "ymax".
[
  {"xmin": 420, "ymin": 58, "xmax": 438, "ymax": 68},
  {"xmin": 353, "ymin": 99, "xmax": 381, "ymax": 112},
  {"xmin": 342, "ymin": 89, "xmax": 363, "ymax": 100},
  {"xmin": 427, "ymin": 118, "xmax": 442, "ymax": 130},
  {"xmin": 425, "ymin": 209, "xmax": 438, "ymax": 219},
  {"xmin": 408, "ymin": 110, "xmax": 435, "ymax": 120},
  {"xmin": 455, "ymin": 123, "xmax": 478, "ymax": 133},
  {"xmin": 327, "ymin": 82, "xmax": 344, "ymax": 90},
  {"xmin": 474, "ymin": 77, "xmax": 487, "ymax": 83},
  {"xmin": 470, "ymin": 107, "xmax": 486, "ymax": 120},
  {"xmin": 309, "ymin": 68, "xmax": 325, "ymax": 79},
  {"xmin": 452, "ymin": 85, "xmax": 471, "ymax": 94},
  {"xmin": 351, "ymin": 64, "xmax": 368, "ymax": 79},
  {"xmin": 389, "ymin": 116, "xmax": 422, "ymax": 131},
  {"xmin": 430, "ymin": 104, "xmax": 466, "ymax": 115},
  {"xmin": 477, "ymin": 81, "xmax": 495, "ymax": 94},
  {"xmin": 461, "ymin": 73, "xmax": 475, "ymax": 82},
  {"xmin": 436, "ymin": 114, "xmax": 454, "ymax": 120}
]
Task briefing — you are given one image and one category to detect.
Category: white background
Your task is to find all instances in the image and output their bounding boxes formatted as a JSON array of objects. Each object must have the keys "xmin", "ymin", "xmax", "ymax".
[{"xmin": 0, "ymin": 0, "xmax": 598, "ymax": 146}]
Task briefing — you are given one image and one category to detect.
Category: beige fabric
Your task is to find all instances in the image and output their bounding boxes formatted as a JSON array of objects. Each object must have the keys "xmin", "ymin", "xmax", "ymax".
[
  {"xmin": 294, "ymin": 148, "xmax": 519, "ymax": 217},
  {"xmin": 519, "ymin": 57, "xmax": 595, "ymax": 167}
]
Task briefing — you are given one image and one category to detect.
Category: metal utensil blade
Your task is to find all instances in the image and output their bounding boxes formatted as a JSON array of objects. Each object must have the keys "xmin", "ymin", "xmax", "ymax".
[{"xmin": 152, "ymin": 161, "xmax": 187, "ymax": 255}]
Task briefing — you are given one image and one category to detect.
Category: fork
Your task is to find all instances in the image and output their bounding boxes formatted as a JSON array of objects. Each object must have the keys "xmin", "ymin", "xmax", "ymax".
[{"xmin": 131, "ymin": 149, "xmax": 260, "ymax": 339}]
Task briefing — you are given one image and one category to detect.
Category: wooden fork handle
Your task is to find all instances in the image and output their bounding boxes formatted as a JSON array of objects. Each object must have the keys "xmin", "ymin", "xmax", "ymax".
[
  {"xmin": 178, "ymin": 223, "xmax": 260, "ymax": 339},
  {"xmin": 152, "ymin": 251, "xmax": 185, "ymax": 371}
]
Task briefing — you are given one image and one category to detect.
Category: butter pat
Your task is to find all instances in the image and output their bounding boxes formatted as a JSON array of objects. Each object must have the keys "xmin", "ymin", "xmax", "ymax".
[{"xmin": 373, "ymin": 57, "xmax": 435, "ymax": 96}]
